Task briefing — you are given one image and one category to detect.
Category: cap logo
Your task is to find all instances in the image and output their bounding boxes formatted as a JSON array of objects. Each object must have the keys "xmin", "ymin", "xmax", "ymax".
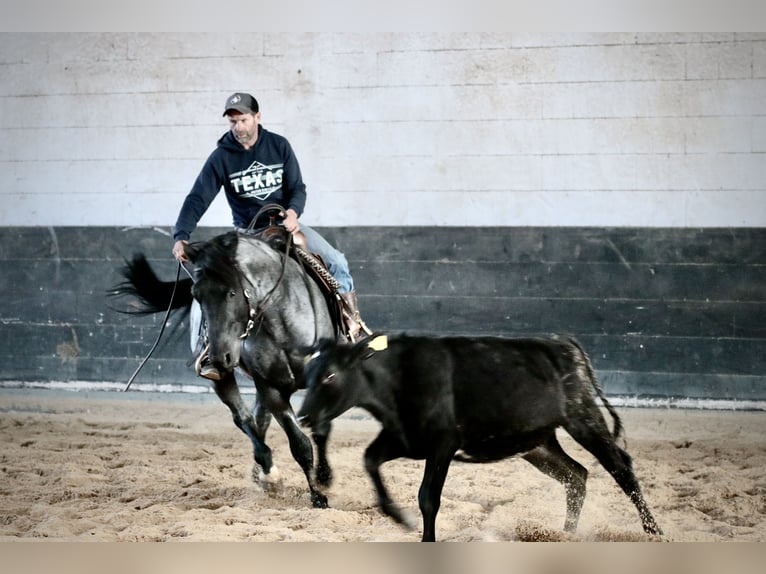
[{"xmin": 229, "ymin": 94, "xmax": 241, "ymax": 105}]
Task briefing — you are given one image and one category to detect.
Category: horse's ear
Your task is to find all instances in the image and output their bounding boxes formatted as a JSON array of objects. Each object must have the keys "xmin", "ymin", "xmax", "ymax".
[{"xmin": 183, "ymin": 242, "xmax": 200, "ymax": 262}]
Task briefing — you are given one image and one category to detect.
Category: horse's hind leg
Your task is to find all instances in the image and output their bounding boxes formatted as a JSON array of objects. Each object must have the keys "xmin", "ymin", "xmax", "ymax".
[
  {"xmin": 211, "ymin": 372, "xmax": 275, "ymax": 480},
  {"xmin": 311, "ymin": 419, "xmax": 333, "ymax": 487},
  {"xmin": 251, "ymin": 391, "xmax": 280, "ymax": 486},
  {"xmin": 522, "ymin": 434, "xmax": 588, "ymax": 533}
]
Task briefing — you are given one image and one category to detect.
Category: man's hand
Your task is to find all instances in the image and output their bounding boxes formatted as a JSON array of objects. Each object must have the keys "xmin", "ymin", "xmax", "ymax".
[
  {"xmin": 172, "ymin": 239, "xmax": 189, "ymax": 263},
  {"xmin": 281, "ymin": 208, "xmax": 301, "ymax": 234}
]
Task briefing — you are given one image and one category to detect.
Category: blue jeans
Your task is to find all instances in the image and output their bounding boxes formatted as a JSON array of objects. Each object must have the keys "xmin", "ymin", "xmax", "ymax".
[{"xmin": 300, "ymin": 225, "xmax": 355, "ymax": 293}]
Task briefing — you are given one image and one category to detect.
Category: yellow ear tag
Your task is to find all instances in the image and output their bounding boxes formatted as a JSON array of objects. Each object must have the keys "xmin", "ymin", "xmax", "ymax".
[{"xmin": 367, "ymin": 335, "xmax": 388, "ymax": 352}]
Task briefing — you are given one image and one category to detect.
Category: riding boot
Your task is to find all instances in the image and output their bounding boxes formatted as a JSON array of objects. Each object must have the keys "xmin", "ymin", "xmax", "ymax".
[
  {"xmin": 194, "ymin": 343, "xmax": 222, "ymax": 381},
  {"xmin": 340, "ymin": 291, "xmax": 371, "ymax": 343}
]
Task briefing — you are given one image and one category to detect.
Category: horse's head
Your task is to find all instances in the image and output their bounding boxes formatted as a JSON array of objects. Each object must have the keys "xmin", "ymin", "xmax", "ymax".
[{"xmin": 185, "ymin": 232, "xmax": 255, "ymax": 373}]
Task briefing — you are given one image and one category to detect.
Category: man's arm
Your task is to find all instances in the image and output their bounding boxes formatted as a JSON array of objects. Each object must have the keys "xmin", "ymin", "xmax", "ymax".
[
  {"xmin": 280, "ymin": 141, "xmax": 307, "ymax": 218},
  {"xmin": 172, "ymin": 154, "xmax": 223, "ymax": 257}
]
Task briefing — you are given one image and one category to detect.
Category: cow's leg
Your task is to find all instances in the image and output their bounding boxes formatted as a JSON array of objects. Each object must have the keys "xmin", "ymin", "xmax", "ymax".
[
  {"xmin": 211, "ymin": 372, "xmax": 274, "ymax": 478},
  {"xmin": 364, "ymin": 431, "xmax": 412, "ymax": 529},
  {"xmin": 522, "ymin": 434, "xmax": 588, "ymax": 532},
  {"xmin": 418, "ymin": 445, "xmax": 457, "ymax": 542},
  {"xmin": 565, "ymin": 420, "xmax": 663, "ymax": 536},
  {"xmin": 259, "ymin": 385, "xmax": 328, "ymax": 509}
]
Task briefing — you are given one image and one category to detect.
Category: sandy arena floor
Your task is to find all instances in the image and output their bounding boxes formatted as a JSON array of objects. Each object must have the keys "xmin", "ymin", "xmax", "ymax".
[{"xmin": 1, "ymin": 389, "xmax": 764, "ymax": 542}]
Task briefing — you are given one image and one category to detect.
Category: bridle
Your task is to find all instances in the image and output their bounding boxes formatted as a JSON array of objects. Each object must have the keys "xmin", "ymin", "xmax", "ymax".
[
  {"xmin": 234, "ymin": 240, "xmax": 290, "ymax": 340},
  {"xmin": 123, "ymin": 204, "xmax": 315, "ymax": 391},
  {"xmin": 234, "ymin": 203, "xmax": 295, "ymax": 340}
]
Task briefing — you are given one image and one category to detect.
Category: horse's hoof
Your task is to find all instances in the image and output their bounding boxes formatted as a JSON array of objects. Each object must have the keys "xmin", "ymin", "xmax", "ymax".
[
  {"xmin": 311, "ymin": 491, "xmax": 329, "ymax": 509},
  {"xmin": 253, "ymin": 465, "xmax": 282, "ymax": 491}
]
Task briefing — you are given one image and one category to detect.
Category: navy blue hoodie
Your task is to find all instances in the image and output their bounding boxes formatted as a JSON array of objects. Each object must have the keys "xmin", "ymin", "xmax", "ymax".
[{"xmin": 173, "ymin": 126, "xmax": 307, "ymax": 242}]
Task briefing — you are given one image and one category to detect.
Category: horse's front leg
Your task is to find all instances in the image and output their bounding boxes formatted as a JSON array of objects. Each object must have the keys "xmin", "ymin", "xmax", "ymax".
[
  {"xmin": 259, "ymin": 386, "xmax": 329, "ymax": 509},
  {"xmin": 211, "ymin": 372, "xmax": 274, "ymax": 480}
]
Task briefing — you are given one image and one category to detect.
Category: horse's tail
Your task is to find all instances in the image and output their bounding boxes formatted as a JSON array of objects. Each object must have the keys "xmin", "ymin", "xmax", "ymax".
[{"xmin": 108, "ymin": 254, "xmax": 194, "ymax": 314}]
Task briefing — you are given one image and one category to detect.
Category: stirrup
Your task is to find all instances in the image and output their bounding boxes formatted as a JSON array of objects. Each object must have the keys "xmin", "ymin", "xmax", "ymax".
[
  {"xmin": 342, "ymin": 311, "xmax": 372, "ymax": 343},
  {"xmin": 194, "ymin": 345, "xmax": 222, "ymax": 381}
]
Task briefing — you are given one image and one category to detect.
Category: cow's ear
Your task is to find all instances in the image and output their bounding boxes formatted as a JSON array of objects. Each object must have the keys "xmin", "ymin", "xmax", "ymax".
[
  {"xmin": 296, "ymin": 339, "xmax": 334, "ymax": 366},
  {"xmin": 321, "ymin": 372, "xmax": 336, "ymax": 385},
  {"xmin": 349, "ymin": 333, "xmax": 387, "ymax": 363},
  {"xmin": 291, "ymin": 345, "xmax": 319, "ymax": 365}
]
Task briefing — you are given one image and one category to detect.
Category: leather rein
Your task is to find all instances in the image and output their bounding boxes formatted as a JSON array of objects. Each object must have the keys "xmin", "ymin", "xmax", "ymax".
[
  {"xmin": 235, "ymin": 203, "xmax": 298, "ymax": 340},
  {"xmin": 123, "ymin": 204, "xmax": 310, "ymax": 391},
  {"xmin": 235, "ymin": 236, "xmax": 293, "ymax": 340}
]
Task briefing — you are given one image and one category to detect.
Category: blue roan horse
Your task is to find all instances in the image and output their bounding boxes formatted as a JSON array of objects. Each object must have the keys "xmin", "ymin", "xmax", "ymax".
[{"xmin": 110, "ymin": 230, "xmax": 339, "ymax": 508}]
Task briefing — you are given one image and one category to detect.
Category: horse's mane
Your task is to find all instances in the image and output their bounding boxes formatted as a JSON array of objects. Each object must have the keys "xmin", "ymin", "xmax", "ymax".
[
  {"xmin": 190, "ymin": 231, "xmax": 242, "ymax": 286},
  {"xmin": 191, "ymin": 231, "xmax": 282, "ymax": 287}
]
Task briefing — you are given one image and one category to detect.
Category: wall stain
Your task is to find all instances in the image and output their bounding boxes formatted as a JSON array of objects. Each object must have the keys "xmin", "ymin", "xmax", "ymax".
[{"xmin": 56, "ymin": 327, "xmax": 80, "ymax": 365}]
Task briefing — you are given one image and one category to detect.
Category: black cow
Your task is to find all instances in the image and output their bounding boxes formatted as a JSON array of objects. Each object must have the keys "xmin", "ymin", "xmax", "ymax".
[{"xmin": 297, "ymin": 333, "xmax": 662, "ymax": 542}]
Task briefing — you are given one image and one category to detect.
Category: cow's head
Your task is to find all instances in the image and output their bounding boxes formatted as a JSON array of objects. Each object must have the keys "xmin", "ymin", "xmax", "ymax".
[{"xmin": 297, "ymin": 334, "xmax": 388, "ymax": 429}]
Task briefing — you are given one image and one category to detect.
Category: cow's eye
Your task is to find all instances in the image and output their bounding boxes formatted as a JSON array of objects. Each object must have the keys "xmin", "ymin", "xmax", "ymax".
[{"xmin": 322, "ymin": 373, "xmax": 336, "ymax": 385}]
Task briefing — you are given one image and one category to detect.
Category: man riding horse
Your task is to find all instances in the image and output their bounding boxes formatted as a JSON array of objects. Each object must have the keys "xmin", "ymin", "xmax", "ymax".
[{"xmin": 172, "ymin": 92, "xmax": 369, "ymax": 380}]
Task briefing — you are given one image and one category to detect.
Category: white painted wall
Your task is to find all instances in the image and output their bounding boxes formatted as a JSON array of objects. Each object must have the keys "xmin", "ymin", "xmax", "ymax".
[{"xmin": 1, "ymin": 32, "xmax": 764, "ymax": 227}]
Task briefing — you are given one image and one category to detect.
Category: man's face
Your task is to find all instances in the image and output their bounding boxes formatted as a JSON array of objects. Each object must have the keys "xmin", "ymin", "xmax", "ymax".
[{"xmin": 227, "ymin": 111, "xmax": 260, "ymax": 147}]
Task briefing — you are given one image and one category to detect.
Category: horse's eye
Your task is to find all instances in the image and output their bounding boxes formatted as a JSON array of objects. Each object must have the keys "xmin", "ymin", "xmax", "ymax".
[
  {"xmin": 322, "ymin": 373, "xmax": 336, "ymax": 385},
  {"xmin": 229, "ymin": 290, "xmax": 237, "ymax": 298}
]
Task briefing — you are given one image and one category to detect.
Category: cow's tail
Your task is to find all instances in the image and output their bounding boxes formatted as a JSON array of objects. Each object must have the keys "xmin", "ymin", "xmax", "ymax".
[
  {"xmin": 567, "ymin": 336, "xmax": 624, "ymax": 443},
  {"xmin": 107, "ymin": 253, "xmax": 194, "ymax": 315}
]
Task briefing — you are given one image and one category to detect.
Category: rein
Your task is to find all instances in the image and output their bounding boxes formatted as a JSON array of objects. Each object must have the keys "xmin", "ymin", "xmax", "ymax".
[
  {"xmin": 236, "ymin": 230, "xmax": 293, "ymax": 340},
  {"xmin": 236, "ymin": 203, "xmax": 296, "ymax": 340},
  {"xmin": 124, "ymin": 203, "xmax": 317, "ymax": 391},
  {"xmin": 236, "ymin": 204, "xmax": 323, "ymax": 345}
]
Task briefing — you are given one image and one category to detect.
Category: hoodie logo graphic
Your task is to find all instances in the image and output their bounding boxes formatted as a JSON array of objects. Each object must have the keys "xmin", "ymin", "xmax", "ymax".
[{"xmin": 229, "ymin": 161, "xmax": 284, "ymax": 200}]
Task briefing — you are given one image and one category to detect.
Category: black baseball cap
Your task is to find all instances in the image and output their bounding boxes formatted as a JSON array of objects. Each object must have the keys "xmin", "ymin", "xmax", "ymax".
[{"xmin": 223, "ymin": 92, "xmax": 259, "ymax": 116}]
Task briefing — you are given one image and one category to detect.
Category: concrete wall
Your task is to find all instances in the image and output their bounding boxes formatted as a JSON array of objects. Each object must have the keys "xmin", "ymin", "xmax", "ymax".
[
  {"xmin": 0, "ymin": 33, "xmax": 764, "ymax": 403},
  {"xmin": 1, "ymin": 224, "xmax": 764, "ymax": 404},
  {"xmin": 1, "ymin": 32, "xmax": 764, "ymax": 228}
]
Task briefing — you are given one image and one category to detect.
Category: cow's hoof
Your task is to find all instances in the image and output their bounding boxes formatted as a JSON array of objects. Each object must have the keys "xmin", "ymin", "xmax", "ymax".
[{"xmin": 644, "ymin": 524, "xmax": 663, "ymax": 537}]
